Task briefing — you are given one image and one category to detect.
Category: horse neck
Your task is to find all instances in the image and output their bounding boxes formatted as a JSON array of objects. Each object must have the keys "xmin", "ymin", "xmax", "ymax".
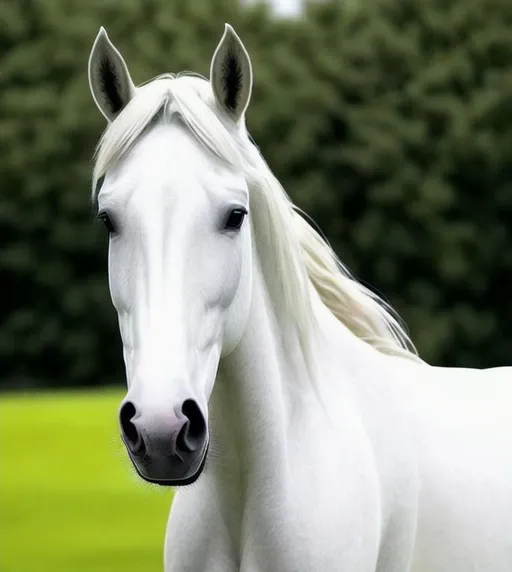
[
  {"xmin": 209, "ymin": 253, "xmax": 385, "ymax": 491},
  {"xmin": 211, "ymin": 258, "xmax": 307, "ymax": 485}
]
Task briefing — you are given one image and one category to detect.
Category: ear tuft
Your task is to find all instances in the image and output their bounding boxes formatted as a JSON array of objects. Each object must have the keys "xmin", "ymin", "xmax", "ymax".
[
  {"xmin": 88, "ymin": 27, "xmax": 136, "ymax": 122},
  {"xmin": 210, "ymin": 24, "xmax": 253, "ymax": 122}
]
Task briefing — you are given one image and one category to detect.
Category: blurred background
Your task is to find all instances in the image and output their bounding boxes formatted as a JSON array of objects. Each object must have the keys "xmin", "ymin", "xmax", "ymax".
[{"xmin": 2, "ymin": 0, "xmax": 512, "ymax": 570}]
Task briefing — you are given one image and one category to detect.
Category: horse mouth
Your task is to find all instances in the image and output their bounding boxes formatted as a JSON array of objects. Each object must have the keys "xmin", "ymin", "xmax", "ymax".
[{"xmin": 123, "ymin": 438, "xmax": 209, "ymax": 487}]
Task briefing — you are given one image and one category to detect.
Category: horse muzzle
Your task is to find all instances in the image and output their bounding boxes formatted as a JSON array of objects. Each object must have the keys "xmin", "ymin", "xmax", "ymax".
[{"xmin": 119, "ymin": 397, "xmax": 208, "ymax": 486}]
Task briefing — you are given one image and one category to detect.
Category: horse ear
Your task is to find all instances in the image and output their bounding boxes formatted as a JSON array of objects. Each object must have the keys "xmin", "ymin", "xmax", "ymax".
[
  {"xmin": 210, "ymin": 24, "xmax": 253, "ymax": 123},
  {"xmin": 88, "ymin": 27, "xmax": 136, "ymax": 122}
]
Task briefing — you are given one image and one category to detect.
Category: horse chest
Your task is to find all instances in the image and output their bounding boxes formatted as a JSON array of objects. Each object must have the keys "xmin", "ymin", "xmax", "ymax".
[{"xmin": 165, "ymin": 429, "xmax": 385, "ymax": 572}]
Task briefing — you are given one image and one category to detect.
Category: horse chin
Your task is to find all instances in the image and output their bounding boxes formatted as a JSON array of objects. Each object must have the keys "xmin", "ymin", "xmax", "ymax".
[{"xmin": 125, "ymin": 441, "xmax": 209, "ymax": 487}]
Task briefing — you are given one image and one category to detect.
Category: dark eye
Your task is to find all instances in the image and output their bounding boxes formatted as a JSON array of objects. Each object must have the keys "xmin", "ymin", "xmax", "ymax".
[
  {"xmin": 97, "ymin": 211, "xmax": 116, "ymax": 234},
  {"xmin": 224, "ymin": 208, "xmax": 247, "ymax": 231}
]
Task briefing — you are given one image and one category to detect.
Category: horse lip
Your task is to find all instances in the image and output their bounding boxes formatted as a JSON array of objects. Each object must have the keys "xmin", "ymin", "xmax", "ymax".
[{"xmin": 122, "ymin": 436, "xmax": 209, "ymax": 487}]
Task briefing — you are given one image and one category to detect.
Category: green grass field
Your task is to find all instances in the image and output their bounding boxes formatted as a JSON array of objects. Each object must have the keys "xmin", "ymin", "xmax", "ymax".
[{"xmin": 1, "ymin": 389, "xmax": 174, "ymax": 572}]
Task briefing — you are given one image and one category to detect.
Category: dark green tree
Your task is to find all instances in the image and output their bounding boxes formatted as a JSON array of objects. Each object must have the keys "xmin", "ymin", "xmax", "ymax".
[{"xmin": 2, "ymin": 0, "xmax": 512, "ymax": 388}]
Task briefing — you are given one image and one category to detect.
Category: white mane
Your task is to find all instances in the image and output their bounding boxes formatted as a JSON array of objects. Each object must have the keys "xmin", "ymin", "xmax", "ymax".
[{"xmin": 92, "ymin": 73, "xmax": 421, "ymax": 364}]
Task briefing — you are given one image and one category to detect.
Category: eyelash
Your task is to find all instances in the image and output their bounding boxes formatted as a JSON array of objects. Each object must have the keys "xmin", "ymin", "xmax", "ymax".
[{"xmin": 97, "ymin": 211, "xmax": 116, "ymax": 234}]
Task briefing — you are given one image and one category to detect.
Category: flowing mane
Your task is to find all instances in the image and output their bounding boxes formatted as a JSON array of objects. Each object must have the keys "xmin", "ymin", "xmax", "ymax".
[{"xmin": 92, "ymin": 73, "xmax": 421, "ymax": 364}]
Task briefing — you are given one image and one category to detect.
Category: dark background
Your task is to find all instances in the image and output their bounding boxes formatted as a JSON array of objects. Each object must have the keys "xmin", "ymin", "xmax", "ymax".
[{"xmin": 2, "ymin": 0, "xmax": 512, "ymax": 390}]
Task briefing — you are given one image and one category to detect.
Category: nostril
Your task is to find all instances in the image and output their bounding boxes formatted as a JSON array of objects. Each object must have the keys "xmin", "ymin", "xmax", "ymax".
[
  {"xmin": 119, "ymin": 401, "xmax": 144, "ymax": 454},
  {"xmin": 177, "ymin": 399, "xmax": 207, "ymax": 453}
]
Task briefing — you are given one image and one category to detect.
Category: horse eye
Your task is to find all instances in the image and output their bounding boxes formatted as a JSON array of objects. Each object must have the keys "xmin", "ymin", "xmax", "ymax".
[
  {"xmin": 225, "ymin": 208, "xmax": 247, "ymax": 231},
  {"xmin": 97, "ymin": 211, "xmax": 116, "ymax": 234}
]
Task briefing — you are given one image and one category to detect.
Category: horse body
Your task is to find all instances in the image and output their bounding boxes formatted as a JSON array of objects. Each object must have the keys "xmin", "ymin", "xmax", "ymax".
[
  {"xmin": 165, "ymin": 288, "xmax": 512, "ymax": 572},
  {"xmin": 87, "ymin": 24, "xmax": 512, "ymax": 572},
  {"xmin": 407, "ymin": 365, "xmax": 512, "ymax": 571}
]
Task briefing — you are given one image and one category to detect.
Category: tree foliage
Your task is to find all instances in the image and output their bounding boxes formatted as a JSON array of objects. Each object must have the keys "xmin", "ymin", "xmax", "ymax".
[{"xmin": 1, "ymin": 0, "xmax": 511, "ymax": 388}]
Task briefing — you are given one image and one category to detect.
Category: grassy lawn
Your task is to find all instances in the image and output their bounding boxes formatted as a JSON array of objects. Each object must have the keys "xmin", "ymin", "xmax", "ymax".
[{"xmin": 1, "ymin": 388, "xmax": 173, "ymax": 572}]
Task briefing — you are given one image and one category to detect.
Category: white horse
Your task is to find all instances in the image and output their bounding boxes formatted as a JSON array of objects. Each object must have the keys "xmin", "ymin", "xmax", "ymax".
[{"xmin": 88, "ymin": 24, "xmax": 512, "ymax": 572}]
